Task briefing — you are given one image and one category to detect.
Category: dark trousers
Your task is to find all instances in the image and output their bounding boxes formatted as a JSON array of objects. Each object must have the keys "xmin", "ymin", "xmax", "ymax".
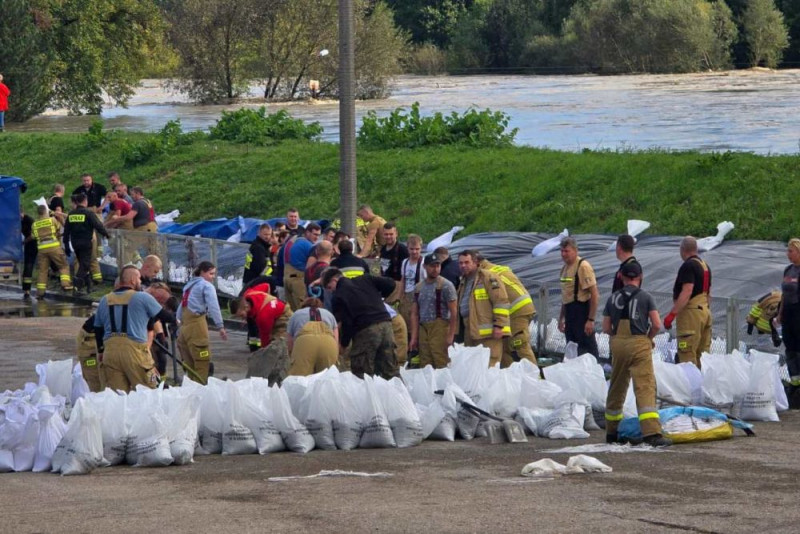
[
  {"xmin": 22, "ymin": 242, "xmax": 37, "ymax": 292},
  {"xmin": 73, "ymin": 242, "xmax": 93, "ymax": 290},
  {"xmin": 349, "ymin": 321, "xmax": 398, "ymax": 380},
  {"xmin": 564, "ymin": 300, "xmax": 599, "ymax": 358}
]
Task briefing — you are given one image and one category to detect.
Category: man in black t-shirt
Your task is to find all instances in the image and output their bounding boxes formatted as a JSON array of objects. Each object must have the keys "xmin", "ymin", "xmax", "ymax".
[
  {"xmin": 612, "ymin": 234, "xmax": 640, "ymax": 293},
  {"xmin": 379, "ymin": 222, "xmax": 408, "ymax": 305},
  {"xmin": 602, "ymin": 262, "xmax": 670, "ymax": 447},
  {"xmin": 72, "ymin": 174, "xmax": 107, "ymax": 212},
  {"xmin": 663, "ymin": 236, "xmax": 712, "ymax": 369}
]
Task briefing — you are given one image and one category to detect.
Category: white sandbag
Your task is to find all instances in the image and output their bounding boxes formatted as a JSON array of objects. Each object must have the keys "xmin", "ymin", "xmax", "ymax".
[
  {"xmin": 521, "ymin": 458, "xmax": 567, "ymax": 476},
  {"xmin": 543, "ymin": 354, "xmax": 607, "ymax": 410},
  {"xmin": 223, "ymin": 384, "xmax": 258, "ymax": 455},
  {"xmin": 532, "ymin": 403, "xmax": 590, "ymax": 440},
  {"xmin": 162, "ymin": 389, "xmax": 200, "ymax": 465},
  {"xmin": 428, "ymin": 386, "xmax": 458, "ymax": 441},
  {"xmin": 478, "ymin": 371, "xmax": 521, "ymax": 419},
  {"xmin": 330, "ymin": 374, "xmax": 364, "ymax": 451},
  {"xmin": 85, "ymin": 390, "xmax": 128, "ymax": 465},
  {"xmin": 563, "ymin": 342, "xmax": 579, "ymax": 361},
  {"xmin": 681, "ymin": 362, "xmax": 704, "ymax": 405},
  {"xmin": 70, "ymin": 363, "xmax": 90, "ymax": 404},
  {"xmin": 198, "ymin": 379, "xmax": 226, "ymax": 454},
  {"xmin": 235, "ymin": 379, "xmax": 286, "ymax": 454},
  {"xmin": 741, "ymin": 351, "xmax": 779, "ymax": 422},
  {"xmin": 375, "ymin": 377, "xmax": 423, "ymax": 448},
  {"xmin": 701, "ymin": 352, "xmax": 750, "ymax": 413},
  {"xmin": 0, "ymin": 450, "xmax": 12, "ymax": 473},
  {"xmin": 448, "ymin": 344, "xmax": 490, "ymax": 401},
  {"xmin": 302, "ymin": 378, "xmax": 337, "ymax": 451},
  {"xmin": 359, "ymin": 376, "xmax": 396, "ymax": 449},
  {"xmin": 9, "ymin": 404, "xmax": 38, "ymax": 472},
  {"xmin": 654, "ymin": 357, "xmax": 694, "ymax": 406},
  {"xmin": 33, "ymin": 405, "xmax": 67, "ymax": 472},
  {"xmin": 566, "ymin": 454, "xmax": 613, "ymax": 473},
  {"xmin": 606, "ymin": 220, "xmax": 650, "ymax": 251},
  {"xmin": 36, "ymin": 359, "xmax": 73, "ymax": 401},
  {"xmin": 125, "ymin": 391, "xmax": 173, "ymax": 467},
  {"xmin": 425, "ymin": 225, "xmax": 464, "ymax": 253},
  {"xmin": 749, "ymin": 350, "xmax": 789, "ymax": 412},
  {"xmin": 532, "ymin": 229, "xmax": 568, "ymax": 257},
  {"xmin": 51, "ymin": 399, "xmax": 104, "ymax": 475},
  {"xmin": 281, "ymin": 374, "xmax": 313, "ymax": 416},
  {"xmin": 519, "ymin": 376, "xmax": 563, "ymax": 410},
  {"xmin": 621, "ymin": 380, "xmax": 637, "ymax": 418},
  {"xmin": 696, "ymin": 221, "xmax": 734, "ymax": 252},
  {"xmin": 270, "ymin": 385, "xmax": 315, "ymax": 453},
  {"xmin": 416, "ymin": 402, "xmax": 445, "ymax": 440},
  {"xmin": 400, "ymin": 366, "xmax": 438, "ymax": 406}
]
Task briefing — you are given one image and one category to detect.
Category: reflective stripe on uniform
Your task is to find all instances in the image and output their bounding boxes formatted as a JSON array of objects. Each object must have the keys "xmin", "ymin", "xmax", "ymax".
[
  {"xmin": 638, "ymin": 411, "xmax": 660, "ymax": 421},
  {"xmin": 509, "ymin": 295, "xmax": 533, "ymax": 314},
  {"xmin": 341, "ymin": 267, "xmax": 365, "ymax": 278},
  {"xmin": 474, "ymin": 288, "xmax": 489, "ymax": 300},
  {"xmin": 605, "ymin": 411, "xmax": 624, "ymax": 421},
  {"xmin": 38, "ymin": 241, "xmax": 60, "ymax": 250},
  {"xmin": 478, "ymin": 324, "xmax": 493, "ymax": 336},
  {"xmin": 493, "ymin": 306, "xmax": 510, "ymax": 317}
]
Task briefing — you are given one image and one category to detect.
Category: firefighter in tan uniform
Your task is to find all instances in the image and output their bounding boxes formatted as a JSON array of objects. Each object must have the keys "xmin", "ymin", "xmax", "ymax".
[
  {"xmin": 32, "ymin": 205, "xmax": 72, "ymax": 296},
  {"xmin": 286, "ymin": 298, "xmax": 339, "ymax": 376},
  {"xmin": 177, "ymin": 262, "xmax": 228, "ymax": 384},
  {"xmin": 558, "ymin": 237, "xmax": 600, "ymax": 358},
  {"xmin": 410, "ymin": 253, "xmax": 458, "ymax": 369},
  {"xmin": 77, "ymin": 316, "xmax": 105, "ymax": 392},
  {"xmin": 663, "ymin": 237, "xmax": 712, "ymax": 369},
  {"xmin": 746, "ymin": 290, "xmax": 783, "ymax": 346},
  {"xmin": 93, "ymin": 266, "xmax": 175, "ymax": 392},
  {"xmin": 355, "ymin": 204, "xmax": 386, "ymax": 258},
  {"xmin": 456, "ymin": 250, "xmax": 511, "ymax": 367},
  {"xmin": 602, "ymin": 261, "xmax": 671, "ymax": 447},
  {"xmin": 478, "ymin": 256, "xmax": 537, "ymax": 367}
]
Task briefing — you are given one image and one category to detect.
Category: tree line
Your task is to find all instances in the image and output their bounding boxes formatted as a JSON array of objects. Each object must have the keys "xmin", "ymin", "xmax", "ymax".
[
  {"xmin": 0, "ymin": 0, "xmax": 797, "ymax": 122},
  {"xmin": 395, "ymin": 0, "xmax": 797, "ymax": 74}
]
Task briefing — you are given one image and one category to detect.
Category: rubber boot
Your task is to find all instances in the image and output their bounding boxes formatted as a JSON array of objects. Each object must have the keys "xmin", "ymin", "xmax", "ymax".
[{"xmin": 643, "ymin": 434, "xmax": 673, "ymax": 448}]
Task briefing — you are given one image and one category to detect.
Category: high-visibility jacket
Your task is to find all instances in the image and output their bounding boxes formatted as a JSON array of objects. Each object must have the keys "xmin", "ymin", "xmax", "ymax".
[
  {"xmin": 479, "ymin": 260, "xmax": 535, "ymax": 318},
  {"xmin": 32, "ymin": 216, "xmax": 61, "ymax": 250},
  {"xmin": 245, "ymin": 283, "xmax": 291, "ymax": 347},
  {"xmin": 457, "ymin": 268, "xmax": 511, "ymax": 340},
  {"xmin": 747, "ymin": 290, "xmax": 781, "ymax": 334}
]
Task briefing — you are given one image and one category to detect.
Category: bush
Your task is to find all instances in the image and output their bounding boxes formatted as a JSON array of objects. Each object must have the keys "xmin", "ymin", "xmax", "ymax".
[
  {"xmin": 358, "ymin": 102, "xmax": 518, "ymax": 149},
  {"xmin": 404, "ymin": 43, "xmax": 448, "ymax": 75},
  {"xmin": 121, "ymin": 119, "xmax": 204, "ymax": 166},
  {"xmin": 209, "ymin": 108, "xmax": 323, "ymax": 145},
  {"xmin": 85, "ymin": 119, "xmax": 111, "ymax": 149}
]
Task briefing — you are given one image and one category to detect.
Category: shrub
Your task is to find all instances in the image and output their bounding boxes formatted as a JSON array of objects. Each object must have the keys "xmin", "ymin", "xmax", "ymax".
[
  {"xmin": 358, "ymin": 102, "xmax": 517, "ymax": 149},
  {"xmin": 85, "ymin": 119, "xmax": 111, "ymax": 148},
  {"xmin": 121, "ymin": 119, "xmax": 204, "ymax": 166},
  {"xmin": 209, "ymin": 107, "xmax": 323, "ymax": 145}
]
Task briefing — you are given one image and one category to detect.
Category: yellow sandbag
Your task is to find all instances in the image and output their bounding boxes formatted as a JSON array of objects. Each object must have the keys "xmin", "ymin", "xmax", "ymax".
[{"xmin": 664, "ymin": 422, "xmax": 733, "ymax": 444}]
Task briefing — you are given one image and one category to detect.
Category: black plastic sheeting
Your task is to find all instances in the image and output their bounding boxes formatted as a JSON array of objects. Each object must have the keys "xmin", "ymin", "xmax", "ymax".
[{"xmin": 446, "ymin": 232, "xmax": 787, "ymax": 301}]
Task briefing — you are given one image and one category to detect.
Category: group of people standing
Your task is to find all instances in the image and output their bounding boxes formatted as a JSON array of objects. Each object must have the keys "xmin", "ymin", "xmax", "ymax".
[{"xmin": 20, "ymin": 172, "xmax": 158, "ymax": 298}]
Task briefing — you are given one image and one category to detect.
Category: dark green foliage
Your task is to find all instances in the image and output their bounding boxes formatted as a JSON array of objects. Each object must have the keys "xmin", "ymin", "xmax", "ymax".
[
  {"xmin": 358, "ymin": 102, "xmax": 518, "ymax": 149},
  {"xmin": 85, "ymin": 119, "xmax": 111, "ymax": 148},
  {"xmin": 121, "ymin": 119, "xmax": 204, "ymax": 165},
  {"xmin": 208, "ymin": 108, "xmax": 323, "ymax": 145}
]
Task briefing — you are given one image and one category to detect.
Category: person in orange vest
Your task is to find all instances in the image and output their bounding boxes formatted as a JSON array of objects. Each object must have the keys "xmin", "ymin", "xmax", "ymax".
[{"xmin": 663, "ymin": 237, "xmax": 712, "ymax": 369}]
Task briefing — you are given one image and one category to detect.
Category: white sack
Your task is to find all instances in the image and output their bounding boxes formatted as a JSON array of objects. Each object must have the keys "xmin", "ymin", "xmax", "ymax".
[{"xmin": 51, "ymin": 399, "xmax": 104, "ymax": 475}]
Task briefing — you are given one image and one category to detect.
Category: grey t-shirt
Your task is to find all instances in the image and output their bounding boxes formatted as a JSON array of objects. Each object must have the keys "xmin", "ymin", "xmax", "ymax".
[
  {"xmin": 460, "ymin": 276, "xmax": 475, "ymax": 318},
  {"xmin": 416, "ymin": 277, "xmax": 457, "ymax": 323},
  {"xmin": 603, "ymin": 285, "xmax": 656, "ymax": 336},
  {"xmin": 287, "ymin": 307, "xmax": 338, "ymax": 338},
  {"xmin": 131, "ymin": 199, "xmax": 151, "ymax": 228}
]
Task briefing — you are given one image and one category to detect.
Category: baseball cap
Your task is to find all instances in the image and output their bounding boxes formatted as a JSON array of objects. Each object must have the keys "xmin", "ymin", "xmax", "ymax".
[
  {"xmin": 620, "ymin": 261, "xmax": 642, "ymax": 278},
  {"xmin": 424, "ymin": 252, "xmax": 442, "ymax": 266}
]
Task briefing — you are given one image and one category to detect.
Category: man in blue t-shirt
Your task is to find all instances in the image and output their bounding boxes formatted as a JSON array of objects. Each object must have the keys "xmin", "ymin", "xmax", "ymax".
[{"xmin": 284, "ymin": 223, "xmax": 321, "ymax": 312}]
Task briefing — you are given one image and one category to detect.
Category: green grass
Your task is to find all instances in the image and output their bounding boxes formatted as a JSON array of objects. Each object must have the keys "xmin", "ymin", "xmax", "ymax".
[{"xmin": 3, "ymin": 132, "xmax": 800, "ymax": 242}]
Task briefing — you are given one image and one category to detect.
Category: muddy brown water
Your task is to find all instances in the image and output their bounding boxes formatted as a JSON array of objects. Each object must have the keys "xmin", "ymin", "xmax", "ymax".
[{"xmin": 9, "ymin": 70, "xmax": 800, "ymax": 153}]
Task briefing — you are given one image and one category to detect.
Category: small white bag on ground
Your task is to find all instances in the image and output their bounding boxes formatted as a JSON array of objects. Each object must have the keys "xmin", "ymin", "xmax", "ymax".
[
  {"xmin": 330, "ymin": 374, "xmax": 364, "ymax": 450},
  {"xmin": 741, "ymin": 351, "xmax": 780, "ymax": 422},
  {"xmin": 33, "ymin": 404, "xmax": 67, "ymax": 472},
  {"xmin": 222, "ymin": 383, "xmax": 258, "ymax": 455},
  {"xmin": 36, "ymin": 359, "xmax": 73, "ymax": 401},
  {"xmin": 162, "ymin": 388, "xmax": 201, "ymax": 465},
  {"xmin": 235, "ymin": 379, "xmax": 286, "ymax": 454},
  {"xmin": 7, "ymin": 403, "xmax": 39, "ymax": 472},
  {"xmin": 51, "ymin": 398, "xmax": 104, "ymax": 475},
  {"xmin": 750, "ymin": 350, "xmax": 789, "ymax": 412},
  {"xmin": 125, "ymin": 390, "xmax": 173, "ymax": 467},
  {"xmin": 270, "ymin": 385, "xmax": 315, "ymax": 453},
  {"xmin": 523, "ymin": 403, "xmax": 590, "ymax": 440},
  {"xmin": 197, "ymin": 379, "xmax": 226, "ymax": 454},
  {"xmin": 85, "ymin": 390, "xmax": 128, "ymax": 465},
  {"xmin": 375, "ymin": 377, "xmax": 423, "ymax": 448},
  {"xmin": 359, "ymin": 376, "xmax": 396, "ymax": 449},
  {"xmin": 302, "ymin": 377, "xmax": 337, "ymax": 451}
]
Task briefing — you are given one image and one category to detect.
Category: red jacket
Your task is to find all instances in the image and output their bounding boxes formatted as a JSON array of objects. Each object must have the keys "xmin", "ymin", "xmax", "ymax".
[
  {"xmin": 0, "ymin": 82, "xmax": 10, "ymax": 112},
  {"xmin": 244, "ymin": 283, "xmax": 286, "ymax": 347}
]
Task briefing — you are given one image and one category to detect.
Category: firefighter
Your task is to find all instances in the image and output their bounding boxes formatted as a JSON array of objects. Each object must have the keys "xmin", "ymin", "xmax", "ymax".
[
  {"xmin": 32, "ymin": 205, "xmax": 72, "ymax": 296},
  {"xmin": 177, "ymin": 261, "xmax": 228, "ymax": 384},
  {"xmin": 77, "ymin": 315, "xmax": 105, "ymax": 392},
  {"xmin": 558, "ymin": 237, "xmax": 600, "ymax": 358},
  {"xmin": 777, "ymin": 238, "xmax": 800, "ymax": 402},
  {"xmin": 20, "ymin": 209, "xmax": 37, "ymax": 300},
  {"xmin": 602, "ymin": 261, "xmax": 671, "ymax": 447},
  {"xmin": 663, "ymin": 236, "xmax": 712, "ymax": 369},
  {"xmin": 64, "ymin": 193, "xmax": 109, "ymax": 294},
  {"xmin": 456, "ymin": 250, "xmax": 510, "ymax": 367},
  {"xmin": 478, "ymin": 254, "xmax": 537, "ymax": 367},
  {"xmin": 746, "ymin": 290, "xmax": 782, "ymax": 347},
  {"xmin": 243, "ymin": 223, "xmax": 276, "ymax": 351},
  {"xmin": 94, "ymin": 266, "xmax": 175, "ymax": 392},
  {"xmin": 286, "ymin": 297, "xmax": 339, "ymax": 376},
  {"xmin": 410, "ymin": 253, "xmax": 458, "ymax": 369},
  {"xmin": 355, "ymin": 204, "xmax": 387, "ymax": 258}
]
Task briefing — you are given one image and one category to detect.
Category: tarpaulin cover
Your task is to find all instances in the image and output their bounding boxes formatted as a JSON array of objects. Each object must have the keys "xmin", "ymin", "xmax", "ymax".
[
  {"xmin": 0, "ymin": 176, "xmax": 26, "ymax": 261},
  {"xmin": 159, "ymin": 217, "xmax": 330, "ymax": 242},
  {"xmin": 446, "ymin": 232, "xmax": 786, "ymax": 302}
]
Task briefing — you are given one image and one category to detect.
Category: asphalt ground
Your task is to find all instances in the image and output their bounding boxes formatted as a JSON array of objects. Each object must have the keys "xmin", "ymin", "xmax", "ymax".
[{"xmin": 1, "ymin": 310, "xmax": 799, "ymax": 534}]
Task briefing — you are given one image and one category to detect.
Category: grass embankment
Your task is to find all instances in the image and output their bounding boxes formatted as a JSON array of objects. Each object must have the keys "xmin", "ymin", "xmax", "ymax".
[{"xmin": 2, "ymin": 132, "xmax": 799, "ymax": 242}]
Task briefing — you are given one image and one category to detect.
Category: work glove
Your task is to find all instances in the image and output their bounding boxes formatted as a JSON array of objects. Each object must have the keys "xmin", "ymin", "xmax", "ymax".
[{"xmin": 663, "ymin": 312, "xmax": 676, "ymax": 330}]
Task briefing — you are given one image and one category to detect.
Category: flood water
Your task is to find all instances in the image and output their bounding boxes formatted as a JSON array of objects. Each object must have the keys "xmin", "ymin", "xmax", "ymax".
[
  {"xmin": 0, "ymin": 290, "xmax": 95, "ymax": 319},
  {"xmin": 10, "ymin": 70, "xmax": 800, "ymax": 153}
]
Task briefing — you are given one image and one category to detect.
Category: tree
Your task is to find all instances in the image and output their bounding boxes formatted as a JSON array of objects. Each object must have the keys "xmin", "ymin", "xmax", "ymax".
[
  {"xmin": 385, "ymin": 0, "xmax": 474, "ymax": 47},
  {"xmin": 741, "ymin": 0, "xmax": 789, "ymax": 67},
  {"xmin": 774, "ymin": 0, "xmax": 800, "ymax": 65},
  {"xmin": 0, "ymin": 0, "xmax": 162, "ymax": 122}
]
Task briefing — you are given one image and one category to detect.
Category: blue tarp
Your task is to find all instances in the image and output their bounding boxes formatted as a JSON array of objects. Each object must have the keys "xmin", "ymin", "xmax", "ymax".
[
  {"xmin": 159, "ymin": 216, "xmax": 331, "ymax": 242},
  {"xmin": 0, "ymin": 176, "xmax": 26, "ymax": 261}
]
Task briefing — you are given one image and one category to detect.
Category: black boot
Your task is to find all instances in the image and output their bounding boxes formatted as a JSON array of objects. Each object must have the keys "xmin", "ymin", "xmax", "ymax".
[{"xmin": 643, "ymin": 434, "xmax": 673, "ymax": 448}]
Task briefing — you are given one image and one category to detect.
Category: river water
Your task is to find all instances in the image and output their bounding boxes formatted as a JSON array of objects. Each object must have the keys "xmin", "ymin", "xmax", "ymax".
[{"xmin": 11, "ymin": 70, "xmax": 800, "ymax": 153}]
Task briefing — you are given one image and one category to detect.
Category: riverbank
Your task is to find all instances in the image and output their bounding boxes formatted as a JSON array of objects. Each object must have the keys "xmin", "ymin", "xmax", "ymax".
[{"xmin": 3, "ymin": 132, "xmax": 800, "ymax": 241}]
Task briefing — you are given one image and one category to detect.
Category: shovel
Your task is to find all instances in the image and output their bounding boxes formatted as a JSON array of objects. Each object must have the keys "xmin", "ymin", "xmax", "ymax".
[
  {"xmin": 152, "ymin": 336, "xmax": 206, "ymax": 384},
  {"xmin": 434, "ymin": 390, "xmax": 528, "ymax": 444}
]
